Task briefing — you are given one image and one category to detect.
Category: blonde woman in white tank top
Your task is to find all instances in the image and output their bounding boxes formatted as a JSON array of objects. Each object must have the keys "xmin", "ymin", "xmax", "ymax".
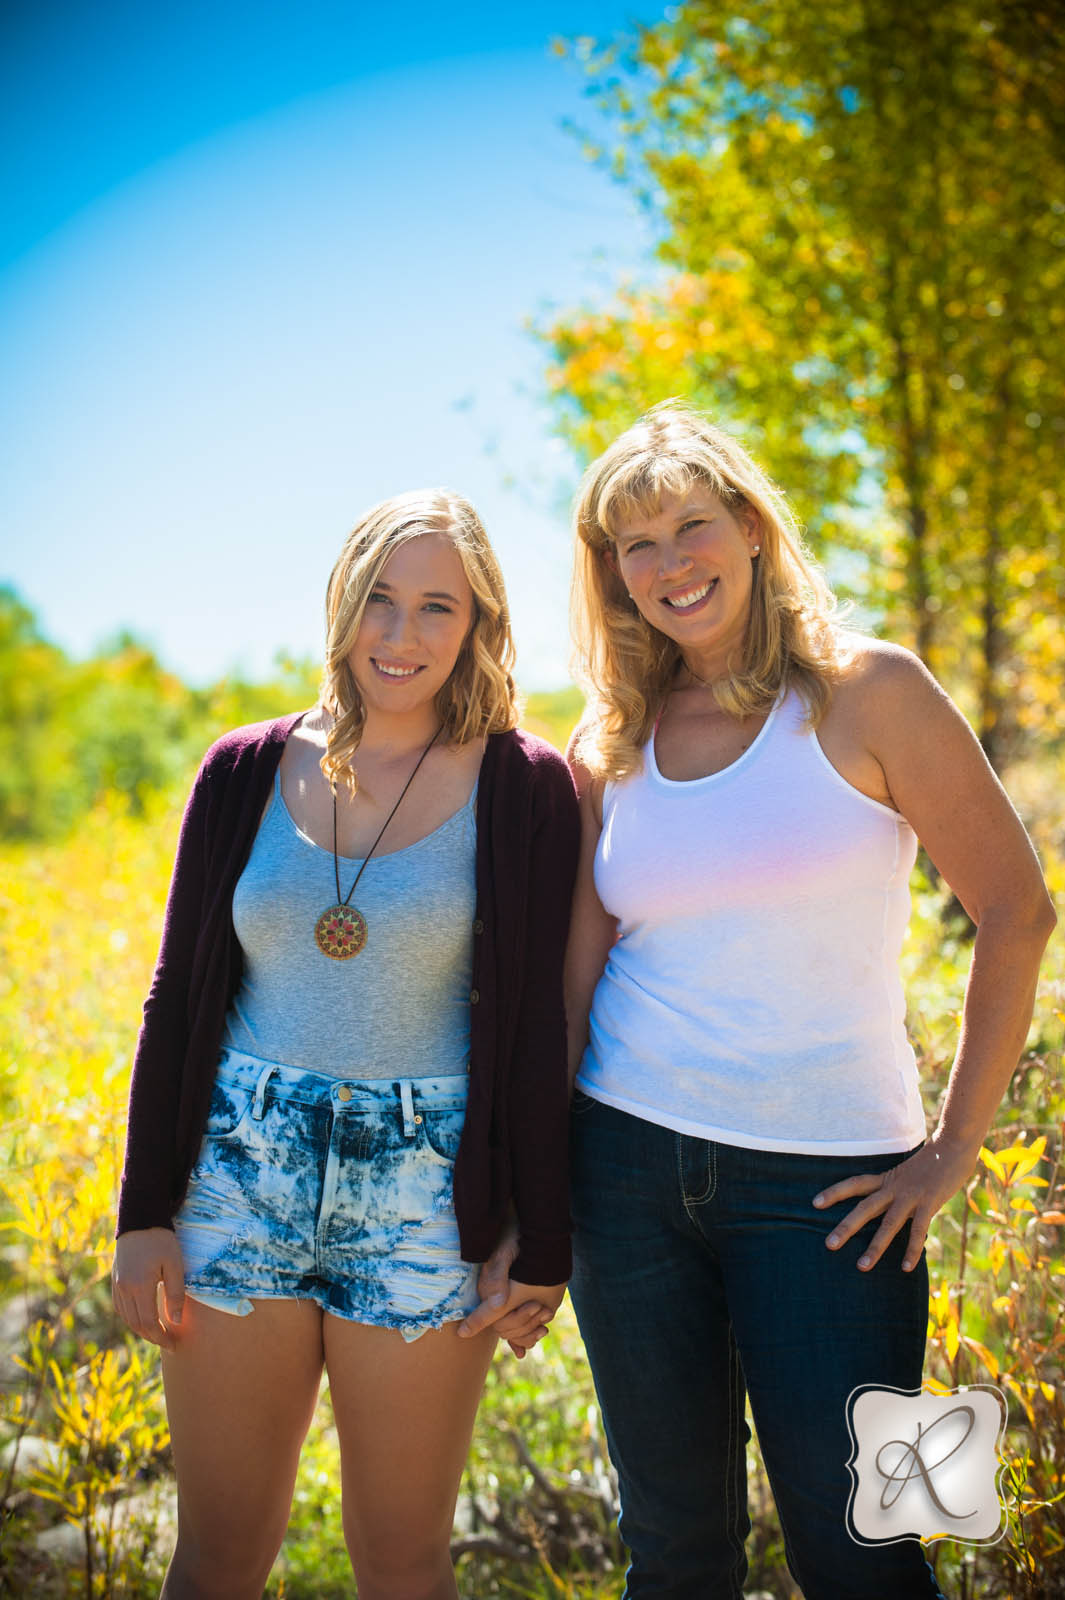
[{"xmin": 564, "ymin": 404, "xmax": 1054, "ymax": 1600}]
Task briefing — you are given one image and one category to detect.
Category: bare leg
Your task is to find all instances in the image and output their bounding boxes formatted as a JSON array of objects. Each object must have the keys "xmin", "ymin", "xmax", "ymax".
[
  {"xmin": 323, "ymin": 1316, "xmax": 497, "ymax": 1600},
  {"xmin": 160, "ymin": 1299, "xmax": 324, "ymax": 1600}
]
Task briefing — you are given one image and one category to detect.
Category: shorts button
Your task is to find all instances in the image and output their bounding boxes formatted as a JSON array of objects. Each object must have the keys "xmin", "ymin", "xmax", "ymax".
[
  {"xmin": 413, "ymin": 1113, "xmax": 423, "ymax": 1125},
  {"xmin": 469, "ymin": 989, "xmax": 480, "ymax": 1004},
  {"xmin": 336, "ymin": 1085, "xmax": 353, "ymax": 1102},
  {"xmin": 473, "ymin": 918, "xmax": 484, "ymax": 934}
]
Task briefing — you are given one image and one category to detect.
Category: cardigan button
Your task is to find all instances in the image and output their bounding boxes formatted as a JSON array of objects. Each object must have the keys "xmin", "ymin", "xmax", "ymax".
[
  {"xmin": 470, "ymin": 989, "xmax": 480, "ymax": 1004},
  {"xmin": 336, "ymin": 1085, "xmax": 353, "ymax": 1103},
  {"xmin": 472, "ymin": 918, "xmax": 484, "ymax": 934}
]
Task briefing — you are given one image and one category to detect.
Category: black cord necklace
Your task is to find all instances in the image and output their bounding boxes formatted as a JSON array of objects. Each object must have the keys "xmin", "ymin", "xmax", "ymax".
[{"xmin": 314, "ymin": 725, "xmax": 441, "ymax": 959}]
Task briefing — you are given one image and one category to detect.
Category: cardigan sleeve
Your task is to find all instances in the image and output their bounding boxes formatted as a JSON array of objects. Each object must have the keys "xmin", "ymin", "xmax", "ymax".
[
  {"xmin": 507, "ymin": 749, "xmax": 580, "ymax": 1286},
  {"xmin": 116, "ymin": 758, "xmax": 213, "ymax": 1234}
]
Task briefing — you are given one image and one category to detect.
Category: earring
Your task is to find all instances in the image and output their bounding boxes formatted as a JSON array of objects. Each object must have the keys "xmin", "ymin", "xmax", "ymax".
[{"xmin": 752, "ymin": 545, "xmax": 761, "ymax": 556}]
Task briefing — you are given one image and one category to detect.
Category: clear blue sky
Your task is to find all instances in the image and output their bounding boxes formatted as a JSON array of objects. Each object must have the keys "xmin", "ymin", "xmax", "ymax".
[{"xmin": 2, "ymin": 0, "xmax": 659, "ymax": 689}]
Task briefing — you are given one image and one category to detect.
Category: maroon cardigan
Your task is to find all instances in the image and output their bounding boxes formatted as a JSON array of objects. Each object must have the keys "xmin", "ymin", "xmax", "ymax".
[{"xmin": 118, "ymin": 716, "xmax": 579, "ymax": 1286}]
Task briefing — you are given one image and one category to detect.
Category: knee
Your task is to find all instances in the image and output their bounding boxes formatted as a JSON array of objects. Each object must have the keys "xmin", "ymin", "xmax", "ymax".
[
  {"xmin": 162, "ymin": 1526, "xmax": 283, "ymax": 1600},
  {"xmin": 346, "ymin": 1525, "xmax": 454, "ymax": 1600}
]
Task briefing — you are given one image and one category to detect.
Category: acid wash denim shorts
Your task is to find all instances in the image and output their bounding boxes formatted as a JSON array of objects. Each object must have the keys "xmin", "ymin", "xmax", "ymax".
[{"xmin": 173, "ymin": 1048, "xmax": 480, "ymax": 1341}]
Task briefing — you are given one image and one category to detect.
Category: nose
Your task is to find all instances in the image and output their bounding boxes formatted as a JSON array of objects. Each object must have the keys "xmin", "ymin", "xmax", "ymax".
[
  {"xmin": 381, "ymin": 604, "xmax": 418, "ymax": 649},
  {"xmin": 657, "ymin": 538, "xmax": 693, "ymax": 579}
]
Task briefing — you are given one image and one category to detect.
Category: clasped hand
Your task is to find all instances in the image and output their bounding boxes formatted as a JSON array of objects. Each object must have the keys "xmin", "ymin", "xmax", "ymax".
[{"xmin": 457, "ymin": 1225, "xmax": 567, "ymax": 1357}]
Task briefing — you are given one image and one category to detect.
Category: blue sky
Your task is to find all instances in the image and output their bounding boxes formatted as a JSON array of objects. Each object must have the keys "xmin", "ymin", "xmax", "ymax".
[{"xmin": 2, "ymin": 0, "xmax": 659, "ymax": 688}]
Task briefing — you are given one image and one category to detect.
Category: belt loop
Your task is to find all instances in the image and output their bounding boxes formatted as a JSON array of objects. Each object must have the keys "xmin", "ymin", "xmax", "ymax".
[
  {"xmin": 252, "ymin": 1063, "xmax": 275, "ymax": 1120},
  {"xmin": 398, "ymin": 1079, "xmax": 416, "ymax": 1139}
]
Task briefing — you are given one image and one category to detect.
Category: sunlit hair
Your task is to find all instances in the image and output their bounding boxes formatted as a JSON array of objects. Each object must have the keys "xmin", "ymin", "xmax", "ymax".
[
  {"xmin": 571, "ymin": 402, "xmax": 843, "ymax": 781},
  {"xmin": 319, "ymin": 489, "xmax": 519, "ymax": 793}
]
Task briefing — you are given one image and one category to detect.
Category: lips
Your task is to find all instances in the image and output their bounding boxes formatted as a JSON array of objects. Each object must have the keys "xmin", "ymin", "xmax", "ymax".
[
  {"xmin": 662, "ymin": 577, "xmax": 717, "ymax": 611},
  {"xmin": 371, "ymin": 658, "xmax": 423, "ymax": 679}
]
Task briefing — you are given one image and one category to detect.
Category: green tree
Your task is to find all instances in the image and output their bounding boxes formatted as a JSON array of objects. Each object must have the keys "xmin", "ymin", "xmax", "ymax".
[
  {"xmin": 543, "ymin": 0, "xmax": 1065, "ymax": 764},
  {"xmin": 0, "ymin": 587, "xmax": 319, "ymax": 840}
]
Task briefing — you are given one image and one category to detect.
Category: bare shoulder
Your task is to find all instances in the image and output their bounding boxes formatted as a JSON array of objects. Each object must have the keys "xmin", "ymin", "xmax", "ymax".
[
  {"xmin": 835, "ymin": 634, "xmax": 939, "ymax": 696},
  {"xmin": 830, "ymin": 635, "xmax": 953, "ymax": 730},
  {"xmin": 565, "ymin": 722, "xmax": 607, "ymax": 825}
]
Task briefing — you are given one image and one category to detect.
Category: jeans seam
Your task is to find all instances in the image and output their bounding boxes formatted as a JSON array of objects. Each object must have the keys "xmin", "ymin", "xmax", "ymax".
[
  {"xmin": 679, "ymin": 1134, "xmax": 717, "ymax": 1216},
  {"xmin": 724, "ymin": 1328, "xmax": 748, "ymax": 1597}
]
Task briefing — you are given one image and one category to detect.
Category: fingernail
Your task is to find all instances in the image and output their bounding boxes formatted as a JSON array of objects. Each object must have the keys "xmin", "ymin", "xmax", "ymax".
[
  {"xmin": 813, "ymin": 1194, "xmax": 826, "ymax": 1207},
  {"xmin": 857, "ymin": 1255, "xmax": 871, "ymax": 1270},
  {"xmin": 827, "ymin": 1233, "xmax": 840, "ymax": 1248}
]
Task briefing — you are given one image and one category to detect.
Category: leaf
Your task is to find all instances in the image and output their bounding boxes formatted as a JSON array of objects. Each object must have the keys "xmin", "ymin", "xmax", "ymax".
[
  {"xmin": 981, "ymin": 1147, "xmax": 1007, "ymax": 1183},
  {"xmin": 945, "ymin": 1319, "xmax": 960, "ymax": 1361},
  {"xmin": 962, "ymin": 1337, "xmax": 999, "ymax": 1379}
]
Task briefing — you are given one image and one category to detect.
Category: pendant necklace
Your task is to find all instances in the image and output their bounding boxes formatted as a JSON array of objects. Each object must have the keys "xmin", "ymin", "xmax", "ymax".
[{"xmin": 314, "ymin": 725, "xmax": 441, "ymax": 959}]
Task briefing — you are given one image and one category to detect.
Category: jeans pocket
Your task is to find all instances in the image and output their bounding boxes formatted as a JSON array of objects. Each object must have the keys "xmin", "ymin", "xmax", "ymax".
[
  {"xmin": 420, "ymin": 1104, "xmax": 466, "ymax": 1163},
  {"xmin": 203, "ymin": 1077, "xmax": 255, "ymax": 1139}
]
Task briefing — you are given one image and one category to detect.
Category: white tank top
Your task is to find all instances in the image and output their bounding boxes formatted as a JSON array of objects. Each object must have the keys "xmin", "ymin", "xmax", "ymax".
[{"xmin": 576, "ymin": 689, "xmax": 926, "ymax": 1154}]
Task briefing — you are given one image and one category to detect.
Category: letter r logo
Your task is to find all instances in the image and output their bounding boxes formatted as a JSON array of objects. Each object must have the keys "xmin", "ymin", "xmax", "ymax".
[{"xmin": 847, "ymin": 1384, "xmax": 1007, "ymax": 1546}]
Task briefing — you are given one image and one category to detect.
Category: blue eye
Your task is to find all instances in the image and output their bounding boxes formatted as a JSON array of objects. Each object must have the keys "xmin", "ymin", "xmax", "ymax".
[
  {"xmin": 368, "ymin": 591, "xmax": 391, "ymax": 605},
  {"xmin": 424, "ymin": 602, "xmax": 453, "ymax": 614}
]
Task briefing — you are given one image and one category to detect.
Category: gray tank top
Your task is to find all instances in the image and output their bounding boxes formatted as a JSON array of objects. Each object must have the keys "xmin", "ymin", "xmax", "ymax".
[{"xmin": 222, "ymin": 768, "xmax": 477, "ymax": 1077}]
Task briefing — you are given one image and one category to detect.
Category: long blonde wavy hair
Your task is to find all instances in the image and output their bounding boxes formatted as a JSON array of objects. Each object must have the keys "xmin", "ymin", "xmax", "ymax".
[
  {"xmin": 319, "ymin": 489, "xmax": 519, "ymax": 793},
  {"xmin": 571, "ymin": 403, "xmax": 843, "ymax": 781}
]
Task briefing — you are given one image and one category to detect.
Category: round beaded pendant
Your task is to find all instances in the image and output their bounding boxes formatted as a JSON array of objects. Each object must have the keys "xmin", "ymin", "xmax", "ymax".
[
  {"xmin": 314, "ymin": 904, "xmax": 368, "ymax": 960},
  {"xmin": 313, "ymin": 725, "xmax": 440, "ymax": 961}
]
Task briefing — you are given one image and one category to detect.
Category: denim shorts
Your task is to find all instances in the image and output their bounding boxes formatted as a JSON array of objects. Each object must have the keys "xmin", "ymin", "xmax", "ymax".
[{"xmin": 173, "ymin": 1048, "xmax": 480, "ymax": 1341}]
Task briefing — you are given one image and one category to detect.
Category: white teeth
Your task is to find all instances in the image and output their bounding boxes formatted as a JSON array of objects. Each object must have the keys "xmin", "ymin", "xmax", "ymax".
[
  {"xmin": 375, "ymin": 662, "xmax": 421, "ymax": 678},
  {"xmin": 665, "ymin": 579, "xmax": 713, "ymax": 609}
]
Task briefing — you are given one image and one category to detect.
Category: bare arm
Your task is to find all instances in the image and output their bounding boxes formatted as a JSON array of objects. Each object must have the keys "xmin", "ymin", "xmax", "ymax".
[
  {"xmin": 814, "ymin": 645, "xmax": 1056, "ymax": 1269},
  {"xmin": 563, "ymin": 738, "xmax": 619, "ymax": 1090}
]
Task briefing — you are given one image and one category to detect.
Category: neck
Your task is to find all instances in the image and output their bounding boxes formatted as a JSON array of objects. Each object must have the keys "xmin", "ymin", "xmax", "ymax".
[
  {"xmin": 358, "ymin": 705, "xmax": 443, "ymax": 759},
  {"xmin": 679, "ymin": 651, "xmax": 731, "ymax": 689}
]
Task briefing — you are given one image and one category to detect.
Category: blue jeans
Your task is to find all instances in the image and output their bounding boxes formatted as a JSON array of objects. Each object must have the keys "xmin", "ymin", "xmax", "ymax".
[{"xmin": 570, "ymin": 1094, "xmax": 947, "ymax": 1599}]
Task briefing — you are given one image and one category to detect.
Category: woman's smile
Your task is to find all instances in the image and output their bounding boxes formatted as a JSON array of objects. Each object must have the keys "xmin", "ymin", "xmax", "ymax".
[
  {"xmin": 613, "ymin": 487, "xmax": 759, "ymax": 678},
  {"xmin": 370, "ymin": 657, "xmax": 424, "ymax": 679},
  {"xmin": 661, "ymin": 577, "xmax": 718, "ymax": 612},
  {"xmin": 349, "ymin": 532, "xmax": 475, "ymax": 721}
]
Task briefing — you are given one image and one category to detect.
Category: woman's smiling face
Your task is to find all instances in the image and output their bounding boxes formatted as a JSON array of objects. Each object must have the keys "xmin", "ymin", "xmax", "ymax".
[
  {"xmin": 348, "ymin": 532, "xmax": 475, "ymax": 720},
  {"xmin": 610, "ymin": 485, "xmax": 761, "ymax": 680}
]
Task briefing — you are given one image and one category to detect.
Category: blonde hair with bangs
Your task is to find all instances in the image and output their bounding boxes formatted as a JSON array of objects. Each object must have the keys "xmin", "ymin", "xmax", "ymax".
[
  {"xmin": 571, "ymin": 403, "xmax": 842, "ymax": 781},
  {"xmin": 319, "ymin": 489, "xmax": 519, "ymax": 793}
]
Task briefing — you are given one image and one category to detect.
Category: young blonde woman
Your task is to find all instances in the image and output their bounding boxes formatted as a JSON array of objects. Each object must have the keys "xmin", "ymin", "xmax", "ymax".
[
  {"xmin": 112, "ymin": 490, "xmax": 577, "ymax": 1600},
  {"xmin": 564, "ymin": 404, "xmax": 1055, "ymax": 1599}
]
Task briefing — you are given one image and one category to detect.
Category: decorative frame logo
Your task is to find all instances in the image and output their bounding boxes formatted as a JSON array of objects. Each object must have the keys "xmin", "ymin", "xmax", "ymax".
[{"xmin": 846, "ymin": 1384, "xmax": 1007, "ymax": 1546}]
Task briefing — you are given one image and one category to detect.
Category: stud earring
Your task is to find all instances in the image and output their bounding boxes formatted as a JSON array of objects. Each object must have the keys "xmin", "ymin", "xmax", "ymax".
[{"xmin": 752, "ymin": 545, "xmax": 761, "ymax": 556}]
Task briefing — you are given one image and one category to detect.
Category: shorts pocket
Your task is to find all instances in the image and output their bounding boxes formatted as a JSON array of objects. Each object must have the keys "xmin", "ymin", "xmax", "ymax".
[
  {"xmin": 203, "ymin": 1077, "xmax": 255, "ymax": 1139},
  {"xmin": 570, "ymin": 1088, "xmax": 601, "ymax": 1118},
  {"xmin": 420, "ymin": 1104, "xmax": 466, "ymax": 1163}
]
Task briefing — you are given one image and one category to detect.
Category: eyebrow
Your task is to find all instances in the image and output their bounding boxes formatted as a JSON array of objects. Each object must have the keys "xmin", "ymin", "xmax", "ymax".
[
  {"xmin": 616, "ymin": 503, "xmax": 715, "ymax": 541},
  {"xmin": 372, "ymin": 581, "xmax": 463, "ymax": 603}
]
